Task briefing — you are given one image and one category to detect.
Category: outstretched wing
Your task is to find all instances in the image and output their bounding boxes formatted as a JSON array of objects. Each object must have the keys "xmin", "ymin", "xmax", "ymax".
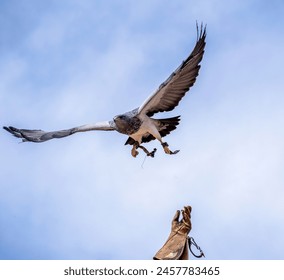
[
  {"xmin": 138, "ymin": 24, "xmax": 206, "ymax": 117},
  {"xmin": 3, "ymin": 121, "xmax": 115, "ymax": 143}
]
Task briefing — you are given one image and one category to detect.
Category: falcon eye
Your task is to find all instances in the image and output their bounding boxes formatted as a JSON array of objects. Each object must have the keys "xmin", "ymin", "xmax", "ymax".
[{"xmin": 114, "ymin": 115, "xmax": 125, "ymax": 122}]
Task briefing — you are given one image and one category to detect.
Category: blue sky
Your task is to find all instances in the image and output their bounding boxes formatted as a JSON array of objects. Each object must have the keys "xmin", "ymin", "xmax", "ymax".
[{"xmin": 1, "ymin": 0, "xmax": 284, "ymax": 260}]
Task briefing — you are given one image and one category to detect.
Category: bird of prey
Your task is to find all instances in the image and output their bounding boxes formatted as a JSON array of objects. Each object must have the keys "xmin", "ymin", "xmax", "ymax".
[{"xmin": 4, "ymin": 24, "xmax": 206, "ymax": 158}]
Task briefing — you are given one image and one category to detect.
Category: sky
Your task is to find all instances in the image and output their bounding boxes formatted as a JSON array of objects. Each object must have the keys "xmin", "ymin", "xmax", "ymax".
[{"xmin": 1, "ymin": 0, "xmax": 284, "ymax": 260}]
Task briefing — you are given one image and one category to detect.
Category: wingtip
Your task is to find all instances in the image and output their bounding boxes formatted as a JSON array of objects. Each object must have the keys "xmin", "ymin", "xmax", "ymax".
[
  {"xmin": 3, "ymin": 126, "xmax": 17, "ymax": 133},
  {"xmin": 196, "ymin": 21, "xmax": 207, "ymax": 40},
  {"xmin": 3, "ymin": 126, "xmax": 11, "ymax": 132},
  {"xmin": 3, "ymin": 126, "xmax": 24, "ymax": 140}
]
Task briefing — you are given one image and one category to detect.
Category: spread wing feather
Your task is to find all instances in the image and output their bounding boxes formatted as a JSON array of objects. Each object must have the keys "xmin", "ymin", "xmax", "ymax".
[
  {"xmin": 3, "ymin": 121, "xmax": 115, "ymax": 143},
  {"xmin": 138, "ymin": 24, "xmax": 206, "ymax": 117}
]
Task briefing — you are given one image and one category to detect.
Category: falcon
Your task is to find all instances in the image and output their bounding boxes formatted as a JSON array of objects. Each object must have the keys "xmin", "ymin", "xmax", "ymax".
[{"xmin": 4, "ymin": 24, "xmax": 206, "ymax": 158}]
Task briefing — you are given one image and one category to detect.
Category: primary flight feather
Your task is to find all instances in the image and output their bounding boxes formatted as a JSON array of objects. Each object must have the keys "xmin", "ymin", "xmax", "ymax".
[{"xmin": 4, "ymin": 24, "xmax": 206, "ymax": 158}]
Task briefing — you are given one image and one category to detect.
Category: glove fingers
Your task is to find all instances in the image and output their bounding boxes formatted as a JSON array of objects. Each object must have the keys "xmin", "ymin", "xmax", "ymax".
[
  {"xmin": 182, "ymin": 206, "xmax": 192, "ymax": 228},
  {"xmin": 171, "ymin": 210, "xmax": 180, "ymax": 227},
  {"xmin": 184, "ymin": 206, "xmax": 192, "ymax": 216}
]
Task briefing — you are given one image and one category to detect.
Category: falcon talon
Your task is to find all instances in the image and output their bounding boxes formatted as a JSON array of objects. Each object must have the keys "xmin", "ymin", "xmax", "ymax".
[
  {"xmin": 137, "ymin": 144, "xmax": 154, "ymax": 157},
  {"xmin": 162, "ymin": 142, "xmax": 169, "ymax": 147},
  {"xmin": 148, "ymin": 148, "xmax": 157, "ymax": 158}
]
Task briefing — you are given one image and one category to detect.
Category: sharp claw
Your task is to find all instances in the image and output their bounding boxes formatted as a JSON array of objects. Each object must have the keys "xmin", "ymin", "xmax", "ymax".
[
  {"xmin": 162, "ymin": 142, "xmax": 179, "ymax": 155},
  {"xmin": 147, "ymin": 148, "xmax": 157, "ymax": 158}
]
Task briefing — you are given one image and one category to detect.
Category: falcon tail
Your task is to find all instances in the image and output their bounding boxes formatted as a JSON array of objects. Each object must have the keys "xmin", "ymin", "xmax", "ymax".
[{"xmin": 125, "ymin": 116, "xmax": 180, "ymax": 145}]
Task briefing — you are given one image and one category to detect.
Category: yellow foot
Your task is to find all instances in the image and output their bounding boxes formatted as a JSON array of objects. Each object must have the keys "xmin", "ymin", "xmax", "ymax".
[
  {"xmin": 162, "ymin": 142, "xmax": 180, "ymax": 155},
  {"xmin": 131, "ymin": 148, "xmax": 139, "ymax": 157},
  {"xmin": 163, "ymin": 145, "xmax": 171, "ymax": 154}
]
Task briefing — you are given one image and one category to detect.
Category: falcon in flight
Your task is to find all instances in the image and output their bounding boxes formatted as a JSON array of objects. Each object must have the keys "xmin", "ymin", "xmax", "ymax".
[{"xmin": 4, "ymin": 24, "xmax": 206, "ymax": 158}]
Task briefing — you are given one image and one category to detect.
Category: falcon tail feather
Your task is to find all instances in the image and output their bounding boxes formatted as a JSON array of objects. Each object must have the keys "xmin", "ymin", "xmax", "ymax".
[{"xmin": 125, "ymin": 116, "xmax": 180, "ymax": 145}]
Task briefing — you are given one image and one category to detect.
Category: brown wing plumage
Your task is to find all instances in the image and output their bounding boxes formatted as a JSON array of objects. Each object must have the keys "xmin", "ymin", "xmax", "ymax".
[{"xmin": 138, "ymin": 24, "xmax": 206, "ymax": 117}]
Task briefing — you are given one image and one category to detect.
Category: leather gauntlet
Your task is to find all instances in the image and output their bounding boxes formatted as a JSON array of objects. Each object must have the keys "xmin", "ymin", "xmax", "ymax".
[{"xmin": 154, "ymin": 206, "xmax": 192, "ymax": 260}]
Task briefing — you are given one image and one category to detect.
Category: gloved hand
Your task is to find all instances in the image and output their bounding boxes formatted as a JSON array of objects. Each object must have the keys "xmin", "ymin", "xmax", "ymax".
[{"xmin": 154, "ymin": 206, "xmax": 192, "ymax": 260}]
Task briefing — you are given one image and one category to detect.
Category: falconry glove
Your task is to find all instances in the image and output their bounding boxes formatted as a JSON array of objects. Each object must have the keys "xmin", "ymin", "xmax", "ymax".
[{"xmin": 154, "ymin": 206, "xmax": 192, "ymax": 260}]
